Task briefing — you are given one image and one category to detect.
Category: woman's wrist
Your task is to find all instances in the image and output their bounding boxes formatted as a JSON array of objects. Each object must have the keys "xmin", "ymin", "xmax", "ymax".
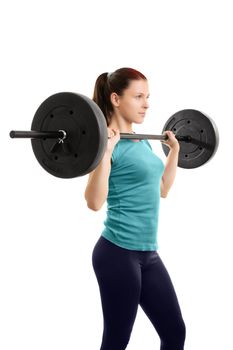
[
  {"xmin": 104, "ymin": 149, "xmax": 113, "ymax": 157},
  {"xmin": 169, "ymin": 144, "xmax": 180, "ymax": 152}
]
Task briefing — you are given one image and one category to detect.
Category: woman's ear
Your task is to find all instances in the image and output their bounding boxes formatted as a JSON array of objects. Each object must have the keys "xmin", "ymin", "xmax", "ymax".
[{"xmin": 110, "ymin": 92, "xmax": 120, "ymax": 107}]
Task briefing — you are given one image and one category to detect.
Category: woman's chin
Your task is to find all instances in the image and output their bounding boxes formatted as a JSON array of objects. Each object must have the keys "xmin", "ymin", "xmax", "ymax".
[{"xmin": 134, "ymin": 119, "xmax": 145, "ymax": 125}]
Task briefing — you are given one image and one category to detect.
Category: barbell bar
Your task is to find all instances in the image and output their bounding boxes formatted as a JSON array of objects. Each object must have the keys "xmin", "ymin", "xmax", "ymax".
[
  {"xmin": 9, "ymin": 92, "xmax": 219, "ymax": 178},
  {"xmin": 10, "ymin": 130, "xmax": 191, "ymax": 142}
]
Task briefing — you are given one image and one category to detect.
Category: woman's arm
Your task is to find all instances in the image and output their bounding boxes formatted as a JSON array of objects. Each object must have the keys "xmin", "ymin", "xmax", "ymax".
[
  {"xmin": 84, "ymin": 128, "xmax": 120, "ymax": 211},
  {"xmin": 84, "ymin": 151, "xmax": 113, "ymax": 211},
  {"xmin": 160, "ymin": 131, "xmax": 180, "ymax": 198}
]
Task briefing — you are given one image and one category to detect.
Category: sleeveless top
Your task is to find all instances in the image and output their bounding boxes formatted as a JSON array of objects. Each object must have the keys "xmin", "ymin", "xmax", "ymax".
[{"xmin": 101, "ymin": 138, "xmax": 165, "ymax": 251}]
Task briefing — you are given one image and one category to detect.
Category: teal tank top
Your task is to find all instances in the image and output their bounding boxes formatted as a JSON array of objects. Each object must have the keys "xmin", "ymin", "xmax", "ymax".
[{"xmin": 101, "ymin": 138, "xmax": 165, "ymax": 251}]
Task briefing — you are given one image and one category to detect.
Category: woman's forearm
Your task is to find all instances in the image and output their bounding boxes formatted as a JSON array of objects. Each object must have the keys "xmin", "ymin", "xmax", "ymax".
[
  {"xmin": 161, "ymin": 146, "xmax": 180, "ymax": 197},
  {"xmin": 84, "ymin": 151, "xmax": 112, "ymax": 211}
]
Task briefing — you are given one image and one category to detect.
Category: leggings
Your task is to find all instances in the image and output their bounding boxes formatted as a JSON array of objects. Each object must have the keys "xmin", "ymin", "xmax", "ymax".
[{"xmin": 92, "ymin": 236, "xmax": 186, "ymax": 350}]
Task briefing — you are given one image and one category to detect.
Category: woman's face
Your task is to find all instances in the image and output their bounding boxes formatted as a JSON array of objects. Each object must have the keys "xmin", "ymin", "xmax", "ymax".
[{"xmin": 112, "ymin": 79, "xmax": 150, "ymax": 124}]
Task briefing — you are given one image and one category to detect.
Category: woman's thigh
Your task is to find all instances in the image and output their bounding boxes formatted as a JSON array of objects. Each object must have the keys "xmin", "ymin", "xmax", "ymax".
[
  {"xmin": 92, "ymin": 236, "xmax": 141, "ymax": 336},
  {"xmin": 139, "ymin": 253, "xmax": 186, "ymax": 343}
]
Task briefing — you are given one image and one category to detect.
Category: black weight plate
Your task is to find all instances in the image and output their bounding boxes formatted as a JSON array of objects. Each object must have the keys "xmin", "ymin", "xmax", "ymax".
[
  {"xmin": 31, "ymin": 92, "xmax": 108, "ymax": 178},
  {"xmin": 162, "ymin": 109, "xmax": 219, "ymax": 169}
]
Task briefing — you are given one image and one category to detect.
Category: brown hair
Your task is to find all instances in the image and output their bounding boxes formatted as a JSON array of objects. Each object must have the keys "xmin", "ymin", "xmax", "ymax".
[{"xmin": 92, "ymin": 67, "xmax": 147, "ymax": 125}]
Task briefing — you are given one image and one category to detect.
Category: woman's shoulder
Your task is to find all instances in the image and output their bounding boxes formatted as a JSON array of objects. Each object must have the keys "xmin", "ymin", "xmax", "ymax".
[{"xmin": 111, "ymin": 138, "xmax": 152, "ymax": 165}]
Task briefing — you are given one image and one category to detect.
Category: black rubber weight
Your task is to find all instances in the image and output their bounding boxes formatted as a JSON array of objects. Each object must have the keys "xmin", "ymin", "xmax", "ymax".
[
  {"xmin": 31, "ymin": 92, "xmax": 108, "ymax": 178},
  {"xmin": 162, "ymin": 109, "xmax": 219, "ymax": 169}
]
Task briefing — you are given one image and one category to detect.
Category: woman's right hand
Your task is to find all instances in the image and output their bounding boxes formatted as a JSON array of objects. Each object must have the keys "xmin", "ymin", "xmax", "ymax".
[{"xmin": 106, "ymin": 128, "xmax": 120, "ymax": 154}]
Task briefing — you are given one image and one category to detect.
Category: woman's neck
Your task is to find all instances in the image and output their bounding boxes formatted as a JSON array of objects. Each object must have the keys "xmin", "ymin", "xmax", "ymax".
[{"xmin": 108, "ymin": 116, "xmax": 133, "ymax": 133}]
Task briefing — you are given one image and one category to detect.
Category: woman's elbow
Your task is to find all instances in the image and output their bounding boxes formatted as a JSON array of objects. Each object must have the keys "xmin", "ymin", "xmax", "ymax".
[
  {"xmin": 160, "ymin": 191, "xmax": 168, "ymax": 198},
  {"xmin": 85, "ymin": 199, "xmax": 103, "ymax": 211},
  {"xmin": 85, "ymin": 200, "xmax": 98, "ymax": 211},
  {"xmin": 85, "ymin": 191, "xmax": 98, "ymax": 211},
  {"xmin": 88, "ymin": 204, "xmax": 101, "ymax": 211},
  {"xmin": 160, "ymin": 182, "xmax": 169, "ymax": 198}
]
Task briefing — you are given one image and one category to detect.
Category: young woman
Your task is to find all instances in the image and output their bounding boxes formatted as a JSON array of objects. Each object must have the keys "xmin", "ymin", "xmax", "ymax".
[{"xmin": 85, "ymin": 68, "xmax": 186, "ymax": 350}]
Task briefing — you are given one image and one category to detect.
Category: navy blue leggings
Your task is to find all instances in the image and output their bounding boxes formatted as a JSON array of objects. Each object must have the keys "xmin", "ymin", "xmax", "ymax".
[{"xmin": 92, "ymin": 236, "xmax": 186, "ymax": 349}]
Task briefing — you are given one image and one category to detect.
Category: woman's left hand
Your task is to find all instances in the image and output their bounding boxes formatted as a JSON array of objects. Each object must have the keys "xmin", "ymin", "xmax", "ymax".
[{"xmin": 161, "ymin": 130, "xmax": 180, "ymax": 151}]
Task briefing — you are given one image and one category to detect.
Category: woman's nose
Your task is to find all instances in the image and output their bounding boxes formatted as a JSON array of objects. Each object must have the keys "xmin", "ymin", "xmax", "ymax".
[{"xmin": 143, "ymin": 99, "xmax": 149, "ymax": 108}]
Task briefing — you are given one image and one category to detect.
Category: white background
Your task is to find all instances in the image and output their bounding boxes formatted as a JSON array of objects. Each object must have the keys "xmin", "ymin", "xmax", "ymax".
[{"xmin": 1, "ymin": 0, "xmax": 232, "ymax": 349}]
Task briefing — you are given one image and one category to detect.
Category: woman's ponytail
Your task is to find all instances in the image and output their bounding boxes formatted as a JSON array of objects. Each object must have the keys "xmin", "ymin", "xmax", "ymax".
[{"xmin": 92, "ymin": 72, "xmax": 113, "ymax": 126}]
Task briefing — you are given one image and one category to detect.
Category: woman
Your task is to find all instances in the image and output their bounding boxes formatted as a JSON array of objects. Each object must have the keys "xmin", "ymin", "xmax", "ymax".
[{"xmin": 84, "ymin": 67, "xmax": 186, "ymax": 350}]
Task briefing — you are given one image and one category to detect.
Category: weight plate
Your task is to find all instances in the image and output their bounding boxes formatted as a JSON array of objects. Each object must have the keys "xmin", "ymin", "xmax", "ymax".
[
  {"xmin": 162, "ymin": 109, "xmax": 219, "ymax": 169},
  {"xmin": 31, "ymin": 92, "xmax": 108, "ymax": 178}
]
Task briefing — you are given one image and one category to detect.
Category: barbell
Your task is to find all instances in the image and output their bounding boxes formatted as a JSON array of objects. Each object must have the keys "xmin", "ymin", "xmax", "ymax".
[{"xmin": 9, "ymin": 92, "xmax": 219, "ymax": 178}]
